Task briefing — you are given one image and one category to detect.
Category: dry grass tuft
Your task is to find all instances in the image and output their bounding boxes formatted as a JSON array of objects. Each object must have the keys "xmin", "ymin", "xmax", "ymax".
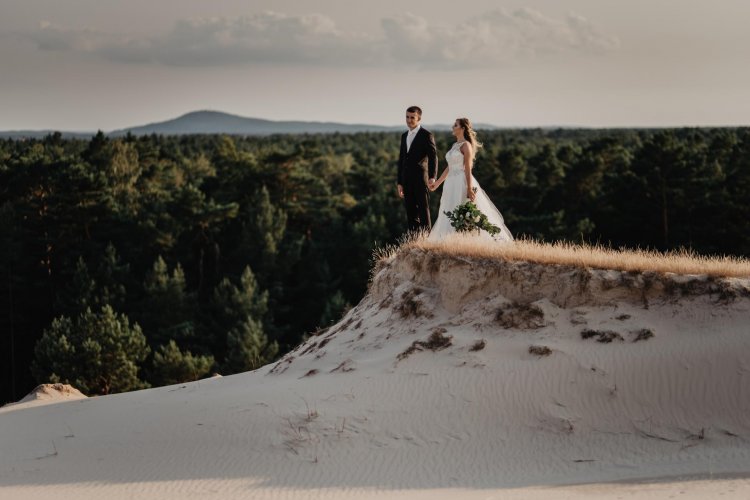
[
  {"xmin": 529, "ymin": 345, "xmax": 553, "ymax": 356},
  {"xmin": 371, "ymin": 230, "xmax": 427, "ymax": 279},
  {"xmin": 469, "ymin": 339, "xmax": 487, "ymax": 352},
  {"xmin": 632, "ymin": 328, "xmax": 655, "ymax": 342},
  {"xmin": 421, "ymin": 329, "xmax": 452, "ymax": 349},
  {"xmin": 330, "ymin": 360, "xmax": 355, "ymax": 373},
  {"xmin": 581, "ymin": 329, "xmax": 624, "ymax": 343},
  {"xmin": 397, "ymin": 329, "xmax": 453, "ymax": 361},
  {"xmin": 300, "ymin": 342, "xmax": 318, "ymax": 356},
  {"xmin": 496, "ymin": 302, "xmax": 546, "ymax": 330},
  {"xmin": 395, "ymin": 233, "xmax": 750, "ymax": 278},
  {"xmin": 398, "ymin": 288, "xmax": 430, "ymax": 318}
]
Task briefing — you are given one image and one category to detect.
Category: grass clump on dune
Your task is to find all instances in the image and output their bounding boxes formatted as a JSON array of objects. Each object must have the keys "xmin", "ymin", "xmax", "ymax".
[{"xmin": 376, "ymin": 232, "xmax": 750, "ymax": 279}]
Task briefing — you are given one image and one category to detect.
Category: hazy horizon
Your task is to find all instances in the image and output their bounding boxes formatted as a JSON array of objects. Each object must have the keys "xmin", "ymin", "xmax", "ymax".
[
  {"xmin": 2, "ymin": 0, "xmax": 750, "ymax": 131},
  {"xmin": 7, "ymin": 108, "xmax": 750, "ymax": 135}
]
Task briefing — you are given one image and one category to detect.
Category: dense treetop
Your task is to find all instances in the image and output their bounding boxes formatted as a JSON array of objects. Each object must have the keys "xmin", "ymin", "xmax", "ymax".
[{"xmin": 2, "ymin": 127, "xmax": 749, "ymax": 403}]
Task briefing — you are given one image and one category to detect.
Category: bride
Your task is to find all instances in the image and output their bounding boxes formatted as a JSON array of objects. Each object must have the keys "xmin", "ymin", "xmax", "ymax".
[{"xmin": 428, "ymin": 117, "xmax": 513, "ymax": 242}]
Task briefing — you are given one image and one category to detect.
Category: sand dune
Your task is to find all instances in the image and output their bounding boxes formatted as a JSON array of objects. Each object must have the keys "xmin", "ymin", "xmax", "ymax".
[{"xmin": 2, "ymin": 242, "xmax": 750, "ymax": 499}]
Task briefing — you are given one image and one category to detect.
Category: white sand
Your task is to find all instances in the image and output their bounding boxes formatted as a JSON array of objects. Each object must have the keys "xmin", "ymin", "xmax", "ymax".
[
  {"xmin": 2, "ymin": 246, "xmax": 750, "ymax": 499},
  {"xmin": 3, "ymin": 384, "xmax": 87, "ymax": 411}
]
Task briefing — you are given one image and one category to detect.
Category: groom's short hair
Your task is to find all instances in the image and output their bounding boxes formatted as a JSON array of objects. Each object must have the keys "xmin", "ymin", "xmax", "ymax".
[{"xmin": 406, "ymin": 106, "xmax": 422, "ymax": 117}]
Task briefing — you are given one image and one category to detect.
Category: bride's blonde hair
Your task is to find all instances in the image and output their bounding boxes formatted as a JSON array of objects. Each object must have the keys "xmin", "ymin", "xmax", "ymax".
[{"xmin": 456, "ymin": 117, "xmax": 483, "ymax": 155}]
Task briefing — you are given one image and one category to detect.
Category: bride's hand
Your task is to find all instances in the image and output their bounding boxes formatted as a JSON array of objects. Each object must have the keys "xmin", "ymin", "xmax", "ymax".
[{"xmin": 467, "ymin": 189, "xmax": 476, "ymax": 201}]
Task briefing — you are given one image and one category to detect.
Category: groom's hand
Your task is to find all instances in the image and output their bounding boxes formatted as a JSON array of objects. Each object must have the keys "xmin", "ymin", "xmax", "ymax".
[
  {"xmin": 428, "ymin": 178, "xmax": 435, "ymax": 189},
  {"xmin": 397, "ymin": 184, "xmax": 404, "ymax": 199}
]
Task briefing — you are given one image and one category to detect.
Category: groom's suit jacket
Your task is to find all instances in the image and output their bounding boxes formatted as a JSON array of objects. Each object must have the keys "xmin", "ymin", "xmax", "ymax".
[{"xmin": 397, "ymin": 127, "xmax": 438, "ymax": 187}]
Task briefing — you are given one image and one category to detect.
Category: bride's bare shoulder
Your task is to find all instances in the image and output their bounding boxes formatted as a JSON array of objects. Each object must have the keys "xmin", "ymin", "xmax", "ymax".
[{"xmin": 459, "ymin": 141, "xmax": 473, "ymax": 154}]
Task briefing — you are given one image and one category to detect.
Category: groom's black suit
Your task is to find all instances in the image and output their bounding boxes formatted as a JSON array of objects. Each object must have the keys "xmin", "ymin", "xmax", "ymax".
[{"xmin": 397, "ymin": 127, "xmax": 438, "ymax": 231}]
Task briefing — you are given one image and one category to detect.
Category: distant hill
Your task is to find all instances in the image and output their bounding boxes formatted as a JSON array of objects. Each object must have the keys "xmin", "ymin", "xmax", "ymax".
[
  {"xmin": 110, "ymin": 111, "xmax": 405, "ymax": 136},
  {"xmin": 0, "ymin": 110, "xmax": 500, "ymax": 138}
]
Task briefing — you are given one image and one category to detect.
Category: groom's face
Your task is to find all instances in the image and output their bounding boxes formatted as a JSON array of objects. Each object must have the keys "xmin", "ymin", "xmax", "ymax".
[{"xmin": 405, "ymin": 111, "xmax": 420, "ymax": 130}]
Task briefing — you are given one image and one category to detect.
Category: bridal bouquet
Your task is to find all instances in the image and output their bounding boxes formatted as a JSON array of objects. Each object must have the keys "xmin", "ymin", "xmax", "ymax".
[{"xmin": 444, "ymin": 190, "xmax": 502, "ymax": 236}]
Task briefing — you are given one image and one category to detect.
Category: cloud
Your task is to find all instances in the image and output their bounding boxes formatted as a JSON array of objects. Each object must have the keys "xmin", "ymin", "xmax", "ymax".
[
  {"xmin": 115, "ymin": 13, "xmax": 381, "ymax": 66},
  {"xmin": 26, "ymin": 9, "xmax": 618, "ymax": 69},
  {"xmin": 27, "ymin": 13, "xmax": 379, "ymax": 67},
  {"xmin": 30, "ymin": 21, "xmax": 113, "ymax": 52},
  {"xmin": 382, "ymin": 8, "xmax": 620, "ymax": 68}
]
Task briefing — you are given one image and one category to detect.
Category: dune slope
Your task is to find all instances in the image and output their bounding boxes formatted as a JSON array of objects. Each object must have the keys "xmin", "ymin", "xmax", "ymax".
[{"xmin": 2, "ymin": 245, "xmax": 750, "ymax": 499}]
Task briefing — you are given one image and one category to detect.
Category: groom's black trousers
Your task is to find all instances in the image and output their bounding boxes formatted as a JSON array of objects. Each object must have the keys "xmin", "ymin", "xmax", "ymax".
[{"xmin": 403, "ymin": 181, "xmax": 431, "ymax": 232}]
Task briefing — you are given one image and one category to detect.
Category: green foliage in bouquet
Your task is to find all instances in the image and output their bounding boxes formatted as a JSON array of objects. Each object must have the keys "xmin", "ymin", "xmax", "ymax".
[{"xmin": 444, "ymin": 196, "xmax": 502, "ymax": 236}]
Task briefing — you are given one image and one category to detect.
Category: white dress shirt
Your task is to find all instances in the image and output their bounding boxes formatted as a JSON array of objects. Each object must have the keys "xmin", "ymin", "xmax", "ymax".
[{"xmin": 406, "ymin": 125, "xmax": 421, "ymax": 153}]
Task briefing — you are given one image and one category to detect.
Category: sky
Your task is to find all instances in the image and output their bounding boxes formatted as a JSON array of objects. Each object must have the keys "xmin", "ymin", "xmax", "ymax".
[{"xmin": 1, "ymin": 0, "xmax": 750, "ymax": 131}]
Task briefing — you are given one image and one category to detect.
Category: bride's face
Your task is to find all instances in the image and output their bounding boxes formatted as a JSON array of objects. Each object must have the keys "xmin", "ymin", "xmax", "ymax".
[{"xmin": 452, "ymin": 121, "xmax": 462, "ymax": 139}]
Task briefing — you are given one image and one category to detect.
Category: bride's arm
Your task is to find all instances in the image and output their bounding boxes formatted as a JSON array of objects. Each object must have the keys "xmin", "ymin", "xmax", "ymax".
[
  {"xmin": 430, "ymin": 168, "xmax": 449, "ymax": 190},
  {"xmin": 461, "ymin": 142, "xmax": 476, "ymax": 201}
]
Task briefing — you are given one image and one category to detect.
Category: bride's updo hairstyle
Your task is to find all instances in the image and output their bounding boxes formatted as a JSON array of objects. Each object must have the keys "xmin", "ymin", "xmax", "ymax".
[{"xmin": 456, "ymin": 117, "xmax": 483, "ymax": 155}]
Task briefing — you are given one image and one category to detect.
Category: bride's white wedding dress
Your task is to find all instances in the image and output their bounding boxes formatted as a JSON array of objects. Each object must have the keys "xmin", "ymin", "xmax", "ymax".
[{"xmin": 428, "ymin": 141, "xmax": 513, "ymax": 242}]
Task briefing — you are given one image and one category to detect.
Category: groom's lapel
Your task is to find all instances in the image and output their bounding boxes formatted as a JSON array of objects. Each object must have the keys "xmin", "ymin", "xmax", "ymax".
[{"xmin": 414, "ymin": 127, "xmax": 426, "ymax": 148}]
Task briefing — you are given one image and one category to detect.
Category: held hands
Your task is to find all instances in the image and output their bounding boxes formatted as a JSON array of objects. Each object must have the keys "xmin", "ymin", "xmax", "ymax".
[{"xmin": 400, "ymin": 180, "xmax": 439, "ymax": 194}]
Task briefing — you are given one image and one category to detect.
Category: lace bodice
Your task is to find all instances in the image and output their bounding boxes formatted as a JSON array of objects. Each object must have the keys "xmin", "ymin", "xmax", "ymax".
[{"xmin": 445, "ymin": 141, "xmax": 467, "ymax": 176}]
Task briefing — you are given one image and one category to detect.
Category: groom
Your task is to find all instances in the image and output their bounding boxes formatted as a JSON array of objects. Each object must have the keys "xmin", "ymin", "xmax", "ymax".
[{"xmin": 397, "ymin": 106, "xmax": 437, "ymax": 232}]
